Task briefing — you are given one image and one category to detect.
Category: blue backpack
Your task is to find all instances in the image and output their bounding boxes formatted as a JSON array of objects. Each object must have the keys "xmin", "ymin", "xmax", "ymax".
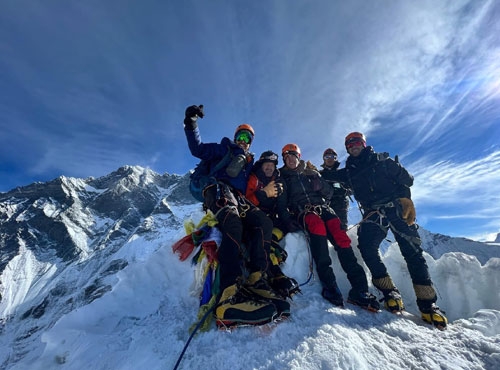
[{"xmin": 189, "ymin": 147, "xmax": 233, "ymax": 202}]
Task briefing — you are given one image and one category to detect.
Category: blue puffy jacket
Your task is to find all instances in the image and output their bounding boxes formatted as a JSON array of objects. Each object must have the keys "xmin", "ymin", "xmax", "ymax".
[{"xmin": 184, "ymin": 126, "xmax": 254, "ymax": 194}]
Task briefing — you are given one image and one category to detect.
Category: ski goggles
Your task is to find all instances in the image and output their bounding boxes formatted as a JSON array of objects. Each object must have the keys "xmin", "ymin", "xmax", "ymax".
[
  {"xmin": 235, "ymin": 130, "xmax": 253, "ymax": 144},
  {"xmin": 345, "ymin": 138, "xmax": 366, "ymax": 149},
  {"xmin": 323, "ymin": 154, "xmax": 337, "ymax": 159}
]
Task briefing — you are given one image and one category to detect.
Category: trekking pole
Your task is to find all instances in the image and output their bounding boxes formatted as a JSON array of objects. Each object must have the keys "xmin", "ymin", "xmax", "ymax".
[{"xmin": 172, "ymin": 302, "xmax": 216, "ymax": 370}]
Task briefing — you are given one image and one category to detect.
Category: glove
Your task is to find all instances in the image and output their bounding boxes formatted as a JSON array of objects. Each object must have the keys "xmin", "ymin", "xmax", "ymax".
[
  {"xmin": 285, "ymin": 219, "xmax": 301, "ymax": 232},
  {"xmin": 306, "ymin": 160, "xmax": 318, "ymax": 171},
  {"xmin": 185, "ymin": 104, "xmax": 204, "ymax": 119},
  {"xmin": 274, "ymin": 179, "xmax": 284, "ymax": 196},
  {"xmin": 304, "ymin": 165, "xmax": 320, "ymax": 177},
  {"xmin": 184, "ymin": 104, "xmax": 204, "ymax": 129},
  {"xmin": 263, "ymin": 181, "xmax": 279, "ymax": 198},
  {"xmin": 399, "ymin": 197, "xmax": 416, "ymax": 226}
]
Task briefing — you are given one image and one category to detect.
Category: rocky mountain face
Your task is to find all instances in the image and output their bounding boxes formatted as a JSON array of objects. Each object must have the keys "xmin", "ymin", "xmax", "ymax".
[
  {"xmin": 0, "ymin": 166, "xmax": 197, "ymax": 364},
  {"xmin": 0, "ymin": 165, "xmax": 194, "ymax": 270}
]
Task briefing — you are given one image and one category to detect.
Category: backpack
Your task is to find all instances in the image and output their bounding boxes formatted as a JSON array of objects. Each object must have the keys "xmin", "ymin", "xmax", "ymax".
[{"xmin": 189, "ymin": 147, "xmax": 233, "ymax": 202}]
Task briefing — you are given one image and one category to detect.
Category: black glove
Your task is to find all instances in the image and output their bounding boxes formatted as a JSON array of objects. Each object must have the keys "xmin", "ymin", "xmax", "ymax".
[
  {"xmin": 185, "ymin": 104, "xmax": 204, "ymax": 119},
  {"xmin": 285, "ymin": 219, "xmax": 301, "ymax": 232},
  {"xmin": 184, "ymin": 104, "xmax": 204, "ymax": 129}
]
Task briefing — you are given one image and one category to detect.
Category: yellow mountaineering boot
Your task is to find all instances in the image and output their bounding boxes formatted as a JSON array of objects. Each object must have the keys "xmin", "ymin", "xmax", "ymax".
[
  {"xmin": 421, "ymin": 304, "xmax": 448, "ymax": 330},
  {"xmin": 246, "ymin": 271, "xmax": 291, "ymax": 318},
  {"xmin": 215, "ymin": 284, "xmax": 277, "ymax": 328},
  {"xmin": 383, "ymin": 290, "xmax": 405, "ymax": 313},
  {"xmin": 414, "ymin": 284, "xmax": 447, "ymax": 329},
  {"xmin": 373, "ymin": 276, "xmax": 405, "ymax": 313}
]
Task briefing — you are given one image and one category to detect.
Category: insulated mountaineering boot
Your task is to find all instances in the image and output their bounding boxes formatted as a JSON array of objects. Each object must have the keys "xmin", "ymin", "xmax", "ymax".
[
  {"xmin": 414, "ymin": 284, "xmax": 446, "ymax": 329},
  {"xmin": 268, "ymin": 265, "xmax": 301, "ymax": 298},
  {"xmin": 246, "ymin": 271, "xmax": 291, "ymax": 317},
  {"xmin": 372, "ymin": 276, "xmax": 404, "ymax": 313},
  {"xmin": 347, "ymin": 290, "xmax": 380, "ymax": 312},
  {"xmin": 382, "ymin": 289, "xmax": 405, "ymax": 313},
  {"xmin": 321, "ymin": 284, "xmax": 344, "ymax": 307},
  {"xmin": 269, "ymin": 273, "xmax": 300, "ymax": 299},
  {"xmin": 420, "ymin": 304, "xmax": 448, "ymax": 330},
  {"xmin": 215, "ymin": 283, "xmax": 277, "ymax": 328}
]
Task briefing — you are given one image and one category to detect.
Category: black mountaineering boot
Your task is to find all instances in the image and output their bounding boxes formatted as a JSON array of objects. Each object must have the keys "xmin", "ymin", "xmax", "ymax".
[
  {"xmin": 322, "ymin": 285, "xmax": 344, "ymax": 307},
  {"xmin": 269, "ymin": 265, "xmax": 301, "ymax": 298},
  {"xmin": 347, "ymin": 290, "xmax": 380, "ymax": 312},
  {"xmin": 246, "ymin": 271, "xmax": 291, "ymax": 318},
  {"xmin": 269, "ymin": 273, "xmax": 301, "ymax": 299}
]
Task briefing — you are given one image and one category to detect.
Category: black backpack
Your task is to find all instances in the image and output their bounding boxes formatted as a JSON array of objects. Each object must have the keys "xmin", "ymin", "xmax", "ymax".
[{"xmin": 189, "ymin": 147, "xmax": 233, "ymax": 202}]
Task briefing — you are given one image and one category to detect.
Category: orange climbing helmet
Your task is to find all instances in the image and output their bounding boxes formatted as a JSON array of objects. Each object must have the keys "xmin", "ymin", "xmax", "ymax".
[
  {"xmin": 234, "ymin": 123, "xmax": 255, "ymax": 144},
  {"xmin": 344, "ymin": 132, "xmax": 367, "ymax": 149},
  {"xmin": 282, "ymin": 143, "xmax": 301, "ymax": 158}
]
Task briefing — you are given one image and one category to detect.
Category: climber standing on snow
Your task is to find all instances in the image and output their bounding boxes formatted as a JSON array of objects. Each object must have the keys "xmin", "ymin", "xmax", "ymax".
[
  {"xmin": 338, "ymin": 132, "xmax": 448, "ymax": 329},
  {"xmin": 276, "ymin": 143, "xmax": 380, "ymax": 311}
]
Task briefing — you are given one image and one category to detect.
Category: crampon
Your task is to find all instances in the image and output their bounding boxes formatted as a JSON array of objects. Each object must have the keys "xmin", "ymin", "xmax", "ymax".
[
  {"xmin": 347, "ymin": 292, "xmax": 381, "ymax": 313},
  {"xmin": 216, "ymin": 314, "xmax": 289, "ymax": 333}
]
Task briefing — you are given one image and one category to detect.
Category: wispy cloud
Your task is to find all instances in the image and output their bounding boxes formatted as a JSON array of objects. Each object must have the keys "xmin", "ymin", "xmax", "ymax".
[
  {"xmin": 250, "ymin": 1, "xmax": 500, "ymax": 162},
  {"xmin": 411, "ymin": 150, "xmax": 500, "ymax": 237},
  {"xmin": 1, "ymin": 1, "xmax": 499, "ymax": 239}
]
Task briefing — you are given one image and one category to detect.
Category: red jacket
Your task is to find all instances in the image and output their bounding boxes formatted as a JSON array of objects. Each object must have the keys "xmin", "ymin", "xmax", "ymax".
[{"xmin": 246, "ymin": 168, "xmax": 279, "ymax": 215}]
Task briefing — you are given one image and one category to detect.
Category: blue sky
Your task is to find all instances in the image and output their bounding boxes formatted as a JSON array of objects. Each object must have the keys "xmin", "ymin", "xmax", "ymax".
[{"xmin": 1, "ymin": 0, "xmax": 499, "ymax": 241}]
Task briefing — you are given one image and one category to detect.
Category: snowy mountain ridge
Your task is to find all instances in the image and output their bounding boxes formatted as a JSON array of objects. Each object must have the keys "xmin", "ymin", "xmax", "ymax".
[{"xmin": 0, "ymin": 165, "xmax": 499, "ymax": 370}]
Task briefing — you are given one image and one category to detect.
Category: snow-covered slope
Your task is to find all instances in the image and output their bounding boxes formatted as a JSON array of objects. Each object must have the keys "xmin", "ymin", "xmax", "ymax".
[{"xmin": 0, "ymin": 166, "xmax": 499, "ymax": 370}]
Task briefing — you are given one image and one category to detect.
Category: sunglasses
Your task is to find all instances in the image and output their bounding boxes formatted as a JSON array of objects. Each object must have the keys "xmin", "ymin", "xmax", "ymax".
[
  {"xmin": 235, "ymin": 131, "xmax": 252, "ymax": 144},
  {"xmin": 346, "ymin": 139, "xmax": 365, "ymax": 149},
  {"xmin": 323, "ymin": 154, "xmax": 337, "ymax": 159}
]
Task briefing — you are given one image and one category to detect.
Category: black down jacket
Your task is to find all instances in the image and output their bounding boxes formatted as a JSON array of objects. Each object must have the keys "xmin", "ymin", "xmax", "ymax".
[
  {"xmin": 338, "ymin": 146, "xmax": 413, "ymax": 209},
  {"xmin": 277, "ymin": 160, "xmax": 333, "ymax": 220}
]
